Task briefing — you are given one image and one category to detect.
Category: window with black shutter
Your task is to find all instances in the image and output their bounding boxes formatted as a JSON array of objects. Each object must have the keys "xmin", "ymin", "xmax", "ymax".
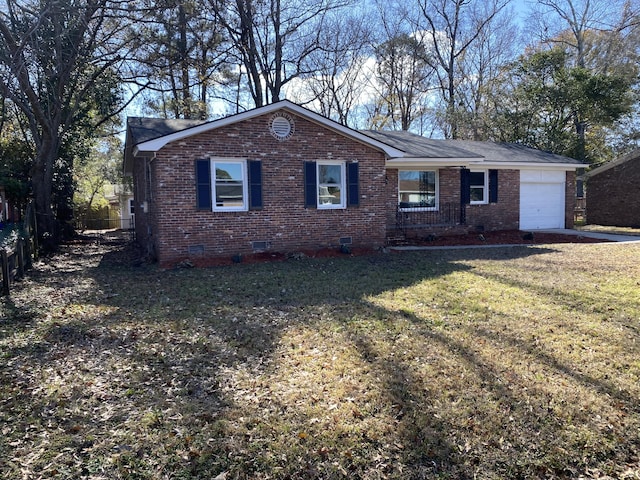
[{"xmin": 195, "ymin": 159, "xmax": 261, "ymax": 211}]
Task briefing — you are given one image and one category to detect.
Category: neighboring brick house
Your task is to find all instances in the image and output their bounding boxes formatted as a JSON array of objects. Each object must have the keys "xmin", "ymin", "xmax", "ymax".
[
  {"xmin": 123, "ymin": 100, "xmax": 584, "ymax": 267},
  {"xmin": 584, "ymin": 149, "xmax": 640, "ymax": 227}
]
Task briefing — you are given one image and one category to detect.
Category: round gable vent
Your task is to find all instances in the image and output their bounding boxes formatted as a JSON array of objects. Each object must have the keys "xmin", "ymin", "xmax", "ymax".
[{"xmin": 269, "ymin": 114, "xmax": 294, "ymax": 140}]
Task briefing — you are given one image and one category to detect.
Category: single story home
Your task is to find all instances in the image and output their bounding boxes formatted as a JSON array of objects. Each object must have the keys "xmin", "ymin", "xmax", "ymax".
[
  {"xmin": 584, "ymin": 149, "xmax": 640, "ymax": 227},
  {"xmin": 123, "ymin": 100, "xmax": 584, "ymax": 267}
]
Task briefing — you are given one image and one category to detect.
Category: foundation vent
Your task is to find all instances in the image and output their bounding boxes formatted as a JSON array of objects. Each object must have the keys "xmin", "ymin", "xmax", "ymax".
[
  {"xmin": 252, "ymin": 241, "xmax": 270, "ymax": 252},
  {"xmin": 188, "ymin": 245, "xmax": 205, "ymax": 255}
]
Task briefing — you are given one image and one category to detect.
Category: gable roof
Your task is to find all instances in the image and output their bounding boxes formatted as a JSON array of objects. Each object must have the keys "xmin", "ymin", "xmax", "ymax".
[
  {"xmin": 584, "ymin": 148, "xmax": 640, "ymax": 178},
  {"xmin": 124, "ymin": 100, "xmax": 585, "ymax": 174},
  {"xmin": 123, "ymin": 100, "xmax": 406, "ymax": 174}
]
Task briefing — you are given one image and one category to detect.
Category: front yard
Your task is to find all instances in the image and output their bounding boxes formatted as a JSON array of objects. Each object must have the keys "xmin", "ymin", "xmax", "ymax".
[{"xmin": 1, "ymin": 238, "xmax": 639, "ymax": 479}]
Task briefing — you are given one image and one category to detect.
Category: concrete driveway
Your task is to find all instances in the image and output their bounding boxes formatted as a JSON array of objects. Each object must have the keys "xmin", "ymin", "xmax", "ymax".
[{"xmin": 539, "ymin": 229, "xmax": 640, "ymax": 243}]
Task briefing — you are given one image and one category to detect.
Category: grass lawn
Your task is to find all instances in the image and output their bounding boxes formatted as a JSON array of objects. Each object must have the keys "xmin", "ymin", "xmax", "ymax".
[{"xmin": 1, "ymin": 239, "xmax": 640, "ymax": 479}]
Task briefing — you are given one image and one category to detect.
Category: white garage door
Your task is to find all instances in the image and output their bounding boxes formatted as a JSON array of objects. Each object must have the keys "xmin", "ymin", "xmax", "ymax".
[{"xmin": 520, "ymin": 170, "xmax": 566, "ymax": 230}]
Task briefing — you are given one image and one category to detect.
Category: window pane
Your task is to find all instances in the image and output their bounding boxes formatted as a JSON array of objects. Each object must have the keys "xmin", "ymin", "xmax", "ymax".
[
  {"xmin": 215, "ymin": 163, "xmax": 243, "ymax": 181},
  {"xmin": 470, "ymin": 171, "xmax": 485, "ymax": 186},
  {"xmin": 470, "ymin": 187, "xmax": 484, "ymax": 202},
  {"xmin": 399, "ymin": 170, "xmax": 436, "ymax": 207},
  {"xmin": 216, "ymin": 182, "xmax": 243, "ymax": 206},
  {"xmin": 319, "ymin": 164, "xmax": 342, "ymax": 184},
  {"xmin": 470, "ymin": 171, "xmax": 486, "ymax": 202},
  {"xmin": 213, "ymin": 162, "xmax": 245, "ymax": 209},
  {"xmin": 319, "ymin": 185, "xmax": 341, "ymax": 205}
]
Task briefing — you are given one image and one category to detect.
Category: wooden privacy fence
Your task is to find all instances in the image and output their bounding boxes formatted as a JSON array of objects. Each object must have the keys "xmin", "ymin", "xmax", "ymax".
[{"xmin": 1, "ymin": 236, "xmax": 33, "ymax": 295}]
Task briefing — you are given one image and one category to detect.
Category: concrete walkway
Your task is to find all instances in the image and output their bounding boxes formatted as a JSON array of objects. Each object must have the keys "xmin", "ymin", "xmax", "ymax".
[
  {"xmin": 389, "ymin": 229, "xmax": 640, "ymax": 252},
  {"xmin": 538, "ymin": 229, "xmax": 640, "ymax": 243}
]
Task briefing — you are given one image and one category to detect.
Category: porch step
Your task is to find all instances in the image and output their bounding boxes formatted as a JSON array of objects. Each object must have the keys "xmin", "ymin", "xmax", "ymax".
[{"xmin": 386, "ymin": 233, "xmax": 409, "ymax": 246}]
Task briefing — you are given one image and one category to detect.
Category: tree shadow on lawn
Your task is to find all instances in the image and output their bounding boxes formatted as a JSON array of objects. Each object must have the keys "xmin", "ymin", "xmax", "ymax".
[
  {"xmin": 348, "ymin": 298, "xmax": 640, "ymax": 478},
  {"xmin": 10, "ymin": 242, "xmax": 624, "ymax": 479},
  {"xmin": 471, "ymin": 262, "xmax": 640, "ymax": 339}
]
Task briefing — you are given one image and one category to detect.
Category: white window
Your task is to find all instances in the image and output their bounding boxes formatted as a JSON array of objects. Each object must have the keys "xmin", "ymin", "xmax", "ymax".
[
  {"xmin": 317, "ymin": 162, "xmax": 345, "ymax": 209},
  {"xmin": 398, "ymin": 170, "xmax": 438, "ymax": 210},
  {"xmin": 212, "ymin": 160, "xmax": 248, "ymax": 211},
  {"xmin": 470, "ymin": 170, "xmax": 488, "ymax": 204}
]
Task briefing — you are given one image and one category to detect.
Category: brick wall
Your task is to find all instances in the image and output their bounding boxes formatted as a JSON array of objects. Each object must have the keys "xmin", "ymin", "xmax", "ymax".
[
  {"xmin": 565, "ymin": 170, "xmax": 577, "ymax": 229},
  {"xmin": 466, "ymin": 169, "xmax": 520, "ymax": 231},
  {"xmin": 133, "ymin": 110, "xmax": 391, "ymax": 267},
  {"xmin": 386, "ymin": 168, "xmax": 521, "ymax": 238},
  {"xmin": 586, "ymin": 156, "xmax": 640, "ymax": 227}
]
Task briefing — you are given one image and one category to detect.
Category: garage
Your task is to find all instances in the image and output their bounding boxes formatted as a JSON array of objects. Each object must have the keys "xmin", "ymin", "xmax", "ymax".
[{"xmin": 520, "ymin": 170, "xmax": 566, "ymax": 230}]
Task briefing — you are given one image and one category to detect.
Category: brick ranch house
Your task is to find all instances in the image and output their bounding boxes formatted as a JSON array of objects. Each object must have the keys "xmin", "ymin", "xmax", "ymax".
[
  {"xmin": 584, "ymin": 149, "xmax": 640, "ymax": 227},
  {"xmin": 123, "ymin": 100, "xmax": 584, "ymax": 267}
]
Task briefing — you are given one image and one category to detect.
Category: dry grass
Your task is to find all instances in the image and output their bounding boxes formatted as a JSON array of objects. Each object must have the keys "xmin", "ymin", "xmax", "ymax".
[{"xmin": 1, "ymin": 238, "xmax": 640, "ymax": 479}]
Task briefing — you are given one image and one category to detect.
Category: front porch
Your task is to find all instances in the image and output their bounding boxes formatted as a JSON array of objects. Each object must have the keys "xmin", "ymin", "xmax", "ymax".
[{"xmin": 387, "ymin": 202, "xmax": 468, "ymax": 244}]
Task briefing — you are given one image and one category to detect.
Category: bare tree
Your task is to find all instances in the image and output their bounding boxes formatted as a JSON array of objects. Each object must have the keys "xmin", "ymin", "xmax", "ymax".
[
  {"xmin": 209, "ymin": 0, "xmax": 353, "ymax": 109},
  {"xmin": 529, "ymin": 0, "xmax": 640, "ymax": 69},
  {"xmin": 456, "ymin": 5, "xmax": 521, "ymax": 140},
  {"xmin": 415, "ymin": 0, "xmax": 511, "ymax": 138},
  {"xmin": 293, "ymin": 11, "xmax": 374, "ymax": 127}
]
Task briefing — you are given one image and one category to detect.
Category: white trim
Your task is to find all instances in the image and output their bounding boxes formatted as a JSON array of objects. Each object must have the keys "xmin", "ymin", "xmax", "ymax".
[
  {"xmin": 317, "ymin": 161, "xmax": 346, "ymax": 209},
  {"xmin": 134, "ymin": 100, "xmax": 406, "ymax": 158},
  {"xmin": 469, "ymin": 169, "xmax": 488, "ymax": 205},
  {"xmin": 211, "ymin": 159, "xmax": 249, "ymax": 212},
  {"xmin": 398, "ymin": 169, "xmax": 439, "ymax": 211}
]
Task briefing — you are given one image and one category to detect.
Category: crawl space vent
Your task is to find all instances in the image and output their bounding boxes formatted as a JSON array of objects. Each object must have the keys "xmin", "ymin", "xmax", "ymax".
[
  {"xmin": 252, "ymin": 241, "xmax": 270, "ymax": 252},
  {"xmin": 188, "ymin": 245, "xmax": 205, "ymax": 255}
]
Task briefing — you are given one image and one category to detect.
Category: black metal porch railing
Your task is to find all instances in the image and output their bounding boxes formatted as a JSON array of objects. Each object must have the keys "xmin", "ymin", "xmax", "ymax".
[{"xmin": 396, "ymin": 202, "xmax": 463, "ymax": 232}]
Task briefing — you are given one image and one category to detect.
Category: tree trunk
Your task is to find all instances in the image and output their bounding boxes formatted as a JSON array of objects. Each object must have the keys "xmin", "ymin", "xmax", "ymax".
[
  {"xmin": 30, "ymin": 134, "xmax": 60, "ymax": 253},
  {"xmin": 178, "ymin": 2, "xmax": 192, "ymax": 118}
]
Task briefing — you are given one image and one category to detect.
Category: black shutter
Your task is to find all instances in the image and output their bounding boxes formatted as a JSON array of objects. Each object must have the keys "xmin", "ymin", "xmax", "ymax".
[
  {"xmin": 489, "ymin": 169, "xmax": 498, "ymax": 203},
  {"xmin": 460, "ymin": 167, "xmax": 471, "ymax": 205},
  {"xmin": 304, "ymin": 161, "xmax": 317, "ymax": 208},
  {"xmin": 195, "ymin": 159, "xmax": 212, "ymax": 210},
  {"xmin": 248, "ymin": 160, "xmax": 263, "ymax": 209},
  {"xmin": 347, "ymin": 162, "xmax": 359, "ymax": 206}
]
